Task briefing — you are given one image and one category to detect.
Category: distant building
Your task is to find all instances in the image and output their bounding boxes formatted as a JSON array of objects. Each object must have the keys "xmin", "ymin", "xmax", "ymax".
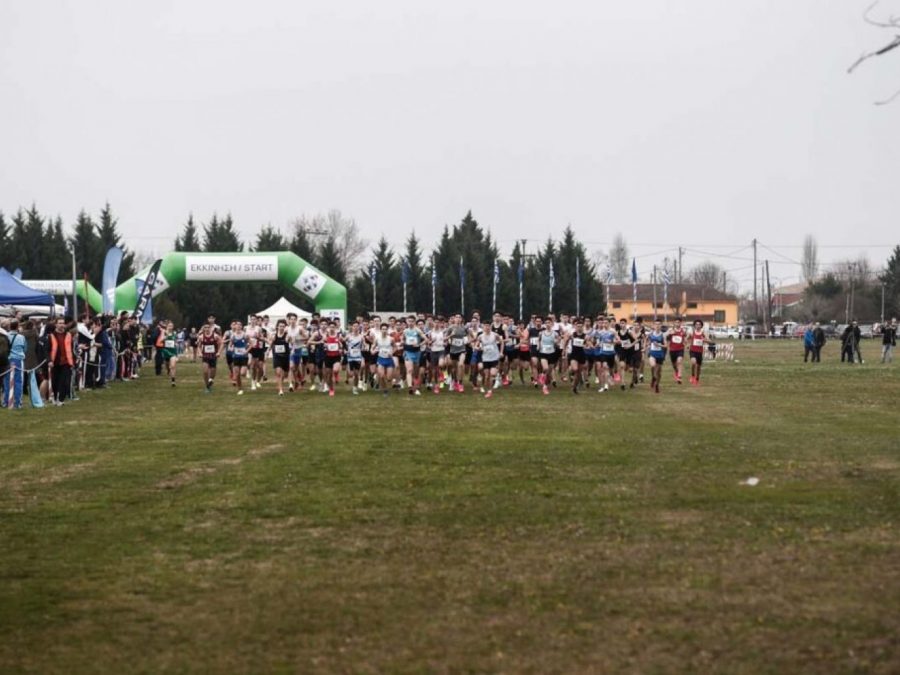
[
  {"xmin": 606, "ymin": 284, "xmax": 739, "ymax": 325},
  {"xmin": 771, "ymin": 282, "xmax": 807, "ymax": 317}
]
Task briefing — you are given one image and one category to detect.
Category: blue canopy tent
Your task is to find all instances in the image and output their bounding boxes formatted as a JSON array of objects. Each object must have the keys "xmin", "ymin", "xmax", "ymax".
[{"xmin": 0, "ymin": 267, "xmax": 55, "ymax": 306}]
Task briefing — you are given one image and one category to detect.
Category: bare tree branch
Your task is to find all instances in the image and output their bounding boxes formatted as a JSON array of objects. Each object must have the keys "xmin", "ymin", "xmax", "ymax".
[
  {"xmin": 875, "ymin": 85, "xmax": 900, "ymax": 104},
  {"xmin": 847, "ymin": 34, "xmax": 900, "ymax": 73},
  {"xmin": 863, "ymin": 0, "xmax": 900, "ymax": 28}
]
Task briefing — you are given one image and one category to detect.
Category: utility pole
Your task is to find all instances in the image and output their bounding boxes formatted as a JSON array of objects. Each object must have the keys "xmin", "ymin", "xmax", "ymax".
[
  {"xmin": 722, "ymin": 271, "xmax": 727, "ymax": 293},
  {"xmin": 752, "ymin": 238, "xmax": 758, "ymax": 320},
  {"xmin": 765, "ymin": 259, "xmax": 772, "ymax": 334},
  {"xmin": 882, "ymin": 282, "xmax": 886, "ymax": 324},
  {"xmin": 678, "ymin": 247, "xmax": 684, "ymax": 283}
]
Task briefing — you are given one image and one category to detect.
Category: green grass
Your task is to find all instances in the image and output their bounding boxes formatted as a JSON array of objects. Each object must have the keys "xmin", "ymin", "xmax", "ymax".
[{"xmin": 1, "ymin": 341, "xmax": 898, "ymax": 673}]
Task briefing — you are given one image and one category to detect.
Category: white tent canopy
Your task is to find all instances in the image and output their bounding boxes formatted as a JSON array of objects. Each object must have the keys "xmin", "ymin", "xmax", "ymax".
[{"xmin": 250, "ymin": 296, "xmax": 311, "ymax": 324}]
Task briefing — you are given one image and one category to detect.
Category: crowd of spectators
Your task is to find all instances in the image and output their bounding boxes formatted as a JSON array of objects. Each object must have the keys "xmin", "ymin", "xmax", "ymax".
[{"xmin": 0, "ymin": 311, "xmax": 150, "ymax": 409}]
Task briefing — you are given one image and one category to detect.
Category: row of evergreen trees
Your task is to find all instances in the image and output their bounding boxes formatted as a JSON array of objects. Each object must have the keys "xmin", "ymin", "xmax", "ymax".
[
  {"xmin": 0, "ymin": 204, "xmax": 135, "ymax": 286},
  {"xmin": 1, "ymin": 205, "xmax": 608, "ymax": 326}
]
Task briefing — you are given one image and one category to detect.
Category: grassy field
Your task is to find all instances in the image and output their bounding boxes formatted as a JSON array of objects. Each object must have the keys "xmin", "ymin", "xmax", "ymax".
[{"xmin": 1, "ymin": 340, "xmax": 898, "ymax": 673}]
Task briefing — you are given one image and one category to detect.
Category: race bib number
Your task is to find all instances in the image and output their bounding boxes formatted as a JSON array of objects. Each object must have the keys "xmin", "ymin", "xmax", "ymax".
[
  {"xmin": 234, "ymin": 347, "xmax": 247, "ymax": 356},
  {"xmin": 671, "ymin": 335, "xmax": 683, "ymax": 345},
  {"xmin": 164, "ymin": 339, "xmax": 175, "ymax": 349},
  {"xmin": 326, "ymin": 343, "xmax": 339, "ymax": 353},
  {"xmin": 601, "ymin": 342, "xmax": 613, "ymax": 351},
  {"xmin": 203, "ymin": 345, "xmax": 215, "ymax": 354},
  {"xmin": 540, "ymin": 345, "xmax": 554, "ymax": 354},
  {"xmin": 274, "ymin": 344, "xmax": 286, "ymax": 354},
  {"xmin": 405, "ymin": 336, "xmax": 418, "ymax": 346},
  {"xmin": 378, "ymin": 347, "xmax": 392, "ymax": 358},
  {"xmin": 572, "ymin": 338, "xmax": 584, "ymax": 347},
  {"xmin": 349, "ymin": 347, "xmax": 362, "ymax": 358},
  {"xmin": 692, "ymin": 338, "xmax": 704, "ymax": 347},
  {"xmin": 451, "ymin": 338, "xmax": 464, "ymax": 347},
  {"xmin": 621, "ymin": 340, "xmax": 632, "ymax": 349}
]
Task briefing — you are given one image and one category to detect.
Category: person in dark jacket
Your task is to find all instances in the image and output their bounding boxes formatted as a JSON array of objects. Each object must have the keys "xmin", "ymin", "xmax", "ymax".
[
  {"xmin": 841, "ymin": 321, "xmax": 859, "ymax": 364},
  {"xmin": 882, "ymin": 318, "xmax": 897, "ymax": 363},
  {"xmin": 812, "ymin": 322, "xmax": 826, "ymax": 362}
]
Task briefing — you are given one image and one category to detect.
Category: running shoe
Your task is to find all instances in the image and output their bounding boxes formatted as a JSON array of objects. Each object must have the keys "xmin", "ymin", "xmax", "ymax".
[
  {"xmin": 414, "ymin": 389, "xmax": 421, "ymax": 396},
  {"xmin": 352, "ymin": 387, "xmax": 359, "ymax": 396},
  {"xmin": 237, "ymin": 390, "xmax": 244, "ymax": 396},
  {"xmin": 542, "ymin": 385, "xmax": 549, "ymax": 395},
  {"xmin": 485, "ymin": 389, "xmax": 493, "ymax": 399},
  {"xmin": 278, "ymin": 391, "xmax": 284, "ymax": 397},
  {"xmin": 433, "ymin": 385, "xmax": 440, "ymax": 394},
  {"xmin": 328, "ymin": 388, "xmax": 335, "ymax": 397},
  {"xmin": 309, "ymin": 383, "xmax": 317, "ymax": 391}
]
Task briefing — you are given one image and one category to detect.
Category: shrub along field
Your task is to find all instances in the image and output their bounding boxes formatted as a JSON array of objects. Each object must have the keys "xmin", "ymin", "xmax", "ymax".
[{"xmin": 1, "ymin": 340, "xmax": 898, "ymax": 673}]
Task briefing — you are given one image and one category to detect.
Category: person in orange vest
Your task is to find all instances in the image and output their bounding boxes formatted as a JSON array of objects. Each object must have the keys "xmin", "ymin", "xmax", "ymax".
[{"xmin": 48, "ymin": 317, "xmax": 75, "ymax": 406}]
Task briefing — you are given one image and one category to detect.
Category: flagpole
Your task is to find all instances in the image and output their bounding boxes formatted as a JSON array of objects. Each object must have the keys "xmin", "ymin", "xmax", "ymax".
[
  {"xmin": 459, "ymin": 256, "xmax": 465, "ymax": 317},
  {"xmin": 371, "ymin": 263, "xmax": 377, "ymax": 314},
  {"xmin": 575, "ymin": 258, "xmax": 581, "ymax": 317},
  {"xmin": 663, "ymin": 260, "xmax": 669, "ymax": 324},
  {"xmin": 519, "ymin": 280, "xmax": 523, "ymax": 321},
  {"xmin": 492, "ymin": 262, "xmax": 497, "ymax": 315},
  {"xmin": 431, "ymin": 256, "xmax": 436, "ymax": 316},
  {"xmin": 549, "ymin": 261, "xmax": 554, "ymax": 314},
  {"xmin": 652, "ymin": 265, "xmax": 658, "ymax": 321},
  {"xmin": 403, "ymin": 281, "xmax": 407, "ymax": 314},
  {"xmin": 631, "ymin": 259, "xmax": 637, "ymax": 322},
  {"xmin": 605, "ymin": 269, "xmax": 611, "ymax": 315}
]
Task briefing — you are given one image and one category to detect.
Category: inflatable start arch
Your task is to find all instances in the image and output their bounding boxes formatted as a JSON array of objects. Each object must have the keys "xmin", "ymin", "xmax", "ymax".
[{"xmin": 114, "ymin": 252, "xmax": 347, "ymax": 324}]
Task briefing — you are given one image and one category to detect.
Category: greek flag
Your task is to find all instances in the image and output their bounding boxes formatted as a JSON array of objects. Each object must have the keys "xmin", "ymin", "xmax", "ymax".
[
  {"xmin": 663, "ymin": 266, "xmax": 671, "ymax": 286},
  {"xmin": 459, "ymin": 257, "xmax": 465, "ymax": 289},
  {"xmin": 631, "ymin": 258, "xmax": 637, "ymax": 285},
  {"xmin": 549, "ymin": 260, "xmax": 556, "ymax": 289},
  {"xmin": 575, "ymin": 258, "xmax": 581, "ymax": 289},
  {"xmin": 431, "ymin": 258, "xmax": 437, "ymax": 286},
  {"xmin": 517, "ymin": 260, "xmax": 525, "ymax": 284},
  {"xmin": 605, "ymin": 267, "xmax": 613, "ymax": 285},
  {"xmin": 401, "ymin": 260, "xmax": 410, "ymax": 284},
  {"xmin": 369, "ymin": 262, "xmax": 376, "ymax": 285},
  {"xmin": 493, "ymin": 259, "xmax": 500, "ymax": 285}
]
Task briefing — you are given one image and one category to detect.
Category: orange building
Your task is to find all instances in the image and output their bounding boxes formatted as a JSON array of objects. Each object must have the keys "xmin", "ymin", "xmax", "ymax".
[{"xmin": 606, "ymin": 284, "xmax": 739, "ymax": 326}]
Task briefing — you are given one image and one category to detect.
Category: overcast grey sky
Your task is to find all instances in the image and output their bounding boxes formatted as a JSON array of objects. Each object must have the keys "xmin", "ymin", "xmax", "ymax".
[{"xmin": 1, "ymin": 0, "xmax": 897, "ymax": 290}]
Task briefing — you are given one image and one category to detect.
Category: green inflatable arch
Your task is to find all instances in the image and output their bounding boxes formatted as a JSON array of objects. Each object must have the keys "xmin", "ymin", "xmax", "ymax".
[{"xmin": 113, "ymin": 252, "xmax": 347, "ymax": 324}]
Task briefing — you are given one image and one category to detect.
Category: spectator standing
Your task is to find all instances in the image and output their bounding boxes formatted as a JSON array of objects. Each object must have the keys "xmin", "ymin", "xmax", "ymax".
[
  {"xmin": 882, "ymin": 318, "xmax": 897, "ymax": 364},
  {"xmin": 812, "ymin": 322, "xmax": 826, "ymax": 362},
  {"xmin": 851, "ymin": 320, "xmax": 863, "ymax": 363},
  {"xmin": 0, "ymin": 320, "xmax": 9, "ymax": 380},
  {"xmin": 1, "ymin": 319, "xmax": 26, "ymax": 409},
  {"xmin": 803, "ymin": 325, "xmax": 815, "ymax": 363},
  {"xmin": 48, "ymin": 318, "xmax": 75, "ymax": 404},
  {"xmin": 840, "ymin": 323, "xmax": 857, "ymax": 364}
]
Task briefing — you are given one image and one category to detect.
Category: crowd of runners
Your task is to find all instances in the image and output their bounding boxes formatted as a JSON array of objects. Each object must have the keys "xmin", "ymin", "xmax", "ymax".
[{"xmin": 165, "ymin": 311, "xmax": 713, "ymax": 398}]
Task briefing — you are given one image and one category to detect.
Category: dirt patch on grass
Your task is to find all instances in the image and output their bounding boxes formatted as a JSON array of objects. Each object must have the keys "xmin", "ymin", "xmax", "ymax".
[{"xmin": 156, "ymin": 444, "xmax": 285, "ymax": 490}]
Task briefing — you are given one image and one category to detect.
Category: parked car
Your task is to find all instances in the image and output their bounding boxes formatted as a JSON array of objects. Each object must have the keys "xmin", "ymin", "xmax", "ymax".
[{"xmin": 710, "ymin": 325, "xmax": 739, "ymax": 339}]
